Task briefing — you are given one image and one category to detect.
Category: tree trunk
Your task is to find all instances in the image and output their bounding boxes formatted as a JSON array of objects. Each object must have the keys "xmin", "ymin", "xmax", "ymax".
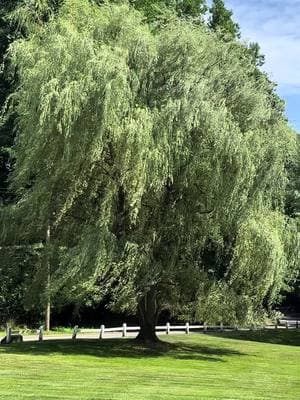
[
  {"xmin": 45, "ymin": 298, "xmax": 51, "ymax": 332},
  {"xmin": 136, "ymin": 288, "xmax": 160, "ymax": 344},
  {"xmin": 45, "ymin": 224, "xmax": 51, "ymax": 332}
]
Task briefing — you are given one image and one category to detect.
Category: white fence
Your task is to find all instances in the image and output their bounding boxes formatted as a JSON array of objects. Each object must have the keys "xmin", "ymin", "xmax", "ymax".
[
  {"xmin": 2, "ymin": 320, "xmax": 299, "ymax": 343},
  {"xmin": 37, "ymin": 320, "xmax": 300, "ymax": 341}
]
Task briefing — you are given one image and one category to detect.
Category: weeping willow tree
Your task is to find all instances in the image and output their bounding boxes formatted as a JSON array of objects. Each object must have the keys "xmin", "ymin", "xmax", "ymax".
[{"xmin": 2, "ymin": 0, "xmax": 299, "ymax": 341}]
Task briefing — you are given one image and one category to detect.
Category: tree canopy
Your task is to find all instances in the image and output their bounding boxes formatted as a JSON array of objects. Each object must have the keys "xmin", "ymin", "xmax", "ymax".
[{"xmin": 1, "ymin": 0, "xmax": 299, "ymax": 340}]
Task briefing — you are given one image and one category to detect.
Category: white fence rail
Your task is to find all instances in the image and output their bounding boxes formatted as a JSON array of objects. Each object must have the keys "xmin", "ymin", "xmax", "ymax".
[{"xmin": 33, "ymin": 320, "xmax": 300, "ymax": 341}]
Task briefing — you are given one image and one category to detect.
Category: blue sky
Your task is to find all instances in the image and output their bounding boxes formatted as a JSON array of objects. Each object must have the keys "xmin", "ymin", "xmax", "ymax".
[{"xmin": 221, "ymin": 0, "xmax": 300, "ymax": 132}]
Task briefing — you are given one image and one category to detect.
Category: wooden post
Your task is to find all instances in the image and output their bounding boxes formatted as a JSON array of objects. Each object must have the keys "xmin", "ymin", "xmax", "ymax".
[
  {"xmin": 99, "ymin": 325, "xmax": 105, "ymax": 339},
  {"xmin": 285, "ymin": 321, "xmax": 289, "ymax": 330},
  {"xmin": 122, "ymin": 323, "xmax": 127, "ymax": 338},
  {"xmin": 220, "ymin": 322, "xmax": 224, "ymax": 332},
  {"xmin": 275, "ymin": 323, "xmax": 278, "ymax": 330},
  {"xmin": 72, "ymin": 325, "xmax": 79, "ymax": 341},
  {"xmin": 296, "ymin": 321, "xmax": 299, "ymax": 329},
  {"xmin": 166, "ymin": 322, "xmax": 170, "ymax": 335},
  {"xmin": 203, "ymin": 322, "xmax": 207, "ymax": 333},
  {"xmin": 185, "ymin": 322, "xmax": 189, "ymax": 335},
  {"xmin": 38, "ymin": 326, "xmax": 44, "ymax": 342},
  {"xmin": 6, "ymin": 324, "xmax": 11, "ymax": 344},
  {"xmin": 45, "ymin": 224, "xmax": 51, "ymax": 332}
]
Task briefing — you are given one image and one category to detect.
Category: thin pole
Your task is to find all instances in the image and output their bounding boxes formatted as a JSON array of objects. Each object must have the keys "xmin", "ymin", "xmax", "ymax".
[{"xmin": 45, "ymin": 224, "xmax": 51, "ymax": 332}]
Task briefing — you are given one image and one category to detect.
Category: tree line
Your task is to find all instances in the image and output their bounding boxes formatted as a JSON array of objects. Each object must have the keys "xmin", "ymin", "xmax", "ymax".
[{"xmin": 0, "ymin": 0, "xmax": 299, "ymax": 342}]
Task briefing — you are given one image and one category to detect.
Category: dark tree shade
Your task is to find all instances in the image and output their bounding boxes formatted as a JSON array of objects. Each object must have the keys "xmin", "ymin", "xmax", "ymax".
[
  {"xmin": 285, "ymin": 136, "xmax": 300, "ymax": 219},
  {"xmin": 0, "ymin": 0, "xmax": 22, "ymax": 205}
]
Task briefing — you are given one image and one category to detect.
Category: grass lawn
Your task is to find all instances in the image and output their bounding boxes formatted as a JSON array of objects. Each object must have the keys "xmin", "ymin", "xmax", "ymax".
[
  {"xmin": 0, "ymin": 331, "xmax": 299, "ymax": 400},
  {"xmin": 0, "ymin": 328, "xmax": 74, "ymax": 337}
]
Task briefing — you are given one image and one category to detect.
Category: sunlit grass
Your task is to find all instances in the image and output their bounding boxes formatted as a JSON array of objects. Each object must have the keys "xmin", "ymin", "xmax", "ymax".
[{"xmin": 0, "ymin": 331, "xmax": 299, "ymax": 399}]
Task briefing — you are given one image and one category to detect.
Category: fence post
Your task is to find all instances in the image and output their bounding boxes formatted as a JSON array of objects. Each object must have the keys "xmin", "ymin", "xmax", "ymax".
[
  {"xmin": 38, "ymin": 326, "xmax": 44, "ymax": 342},
  {"xmin": 203, "ymin": 322, "xmax": 207, "ymax": 334},
  {"xmin": 285, "ymin": 321, "xmax": 289, "ymax": 330},
  {"xmin": 166, "ymin": 322, "xmax": 170, "ymax": 335},
  {"xmin": 296, "ymin": 321, "xmax": 299, "ymax": 329},
  {"xmin": 122, "ymin": 323, "xmax": 127, "ymax": 338},
  {"xmin": 99, "ymin": 325, "xmax": 105, "ymax": 339},
  {"xmin": 6, "ymin": 324, "xmax": 11, "ymax": 344},
  {"xmin": 220, "ymin": 322, "xmax": 224, "ymax": 332},
  {"xmin": 185, "ymin": 322, "xmax": 189, "ymax": 335},
  {"xmin": 275, "ymin": 323, "xmax": 278, "ymax": 330},
  {"xmin": 72, "ymin": 325, "xmax": 79, "ymax": 341}
]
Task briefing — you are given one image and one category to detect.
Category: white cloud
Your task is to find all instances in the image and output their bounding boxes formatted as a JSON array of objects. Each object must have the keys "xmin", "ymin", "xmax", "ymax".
[{"xmin": 225, "ymin": 0, "xmax": 300, "ymax": 94}]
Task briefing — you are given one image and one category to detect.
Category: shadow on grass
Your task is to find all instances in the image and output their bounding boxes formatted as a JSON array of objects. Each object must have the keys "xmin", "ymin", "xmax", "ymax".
[
  {"xmin": 208, "ymin": 330, "xmax": 300, "ymax": 347},
  {"xmin": 0, "ymin": 338, "xmax": 245, "ymax": 362}
]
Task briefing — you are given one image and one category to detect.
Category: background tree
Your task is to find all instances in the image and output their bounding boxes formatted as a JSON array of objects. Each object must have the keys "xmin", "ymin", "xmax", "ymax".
[
  {"xmin": 0, "ymin": 0, "xmax": 64, "ymax": 330},
  {"xmin": 0, "ymin": 0, "xmax": 23, "ymax": 206},
  {"xmin": 208, "ymin": 0, "xmax": 240, "ymax": 39},
  {"xmin": 285, "ymin": 135, "xmax": 300, "ymax": 219},
  {"xmin": 247, "ymin": 42, "xmax": 265, "ymax": 67},
  {"xmin": 173, "ymin": 0, "xmax": 207, "ymax": 17},
  {"xmin": 283, "ymin": 134, "xmax": 300, "ymax": 308}
]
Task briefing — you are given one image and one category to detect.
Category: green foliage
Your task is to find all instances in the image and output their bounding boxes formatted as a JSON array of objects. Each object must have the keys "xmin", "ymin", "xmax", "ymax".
[
  {"xmin": 129, "ymin": 0, "xmax": 207, "ymax": 23},
  {"xmin": 196, "ymin": 210, "xmax": 300, "ymax": 326},
  {"xmin": 0, "ymin": 0, "xmax": 64, "ymax": 207},
  {"xmin": 286, "ymin": 135, "xmax": 300, "ymax": 218},
  {"xmin": 2, "ymin": 0, "xmax": 299, "ymax": 326},
  {"xmin": 230, "ymin": 211, "xmax": 299, "ymax": 318},
  {"xmin": 7, "ymin": 0, "xmax": 63, "ymax": 33},
  {"xmin": 209, "ymin": 0, "xmax": 240, "ymax": 39},
  {"xmin": 0, "ymin": 0, "xmax": 22, "ymax": 206},
  {"xmin": 174, "ymin": 0, "xmax": 207, "ymax": 17}
]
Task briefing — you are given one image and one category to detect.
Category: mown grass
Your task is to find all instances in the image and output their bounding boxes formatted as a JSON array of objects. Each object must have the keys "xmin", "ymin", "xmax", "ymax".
[{"xmin": 0, "ymin": 330, "xmax": 299, "ymax": 399}]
